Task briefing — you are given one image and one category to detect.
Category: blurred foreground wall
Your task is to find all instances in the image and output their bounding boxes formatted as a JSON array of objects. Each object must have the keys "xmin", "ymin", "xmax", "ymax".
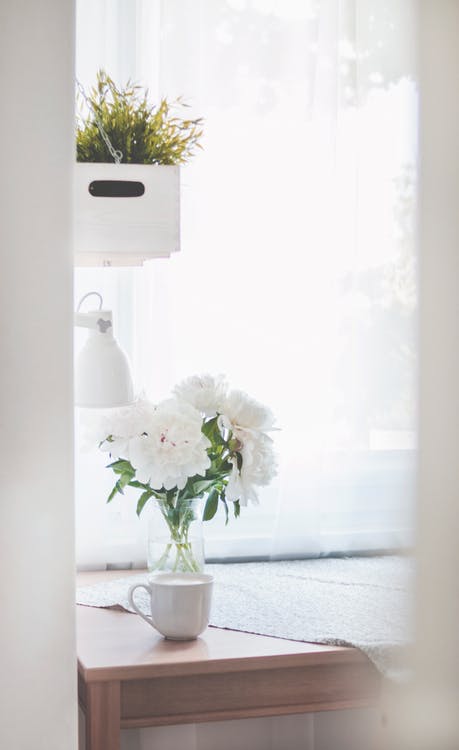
[{"xmin": 387, "ymin": 3, "xmax": 459, "ymax": 747}]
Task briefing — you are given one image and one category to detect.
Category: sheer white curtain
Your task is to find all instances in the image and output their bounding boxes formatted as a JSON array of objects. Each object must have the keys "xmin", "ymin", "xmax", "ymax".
[{"xmin": 75, "ymin": 0, "xmax": 418, "ymax": 569}]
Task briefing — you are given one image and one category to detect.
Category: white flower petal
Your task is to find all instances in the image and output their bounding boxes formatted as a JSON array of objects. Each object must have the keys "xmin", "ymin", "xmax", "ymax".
[
  {"xmin": 128, "ymin": 435, "xmax": 153, "ymax": 469},
  {"xmin": 226, "ymin": 433, "xmax": 277, "ymax": 506},
  {"xmin": 224, "ymin": 390, "xmax": 276, "ymax": 432},
  {"xmin": 174, "ymin": 373, "xmax": 228, "ymax": 417},
  {"xmin": 126, "ymin": 398, "xmax": 211, "ymax": 491}
]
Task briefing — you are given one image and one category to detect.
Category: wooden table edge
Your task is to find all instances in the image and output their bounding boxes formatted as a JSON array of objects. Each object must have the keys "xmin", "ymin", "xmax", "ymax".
[{"xmin": 77, "ymin": 633, "xmax": 373, "ymax": 684}]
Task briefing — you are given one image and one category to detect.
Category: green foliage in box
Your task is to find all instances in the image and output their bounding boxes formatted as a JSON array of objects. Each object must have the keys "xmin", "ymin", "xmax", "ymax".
[{"xmin": 76, "ymin": 69, "xmax": 203, "ymax": 165}]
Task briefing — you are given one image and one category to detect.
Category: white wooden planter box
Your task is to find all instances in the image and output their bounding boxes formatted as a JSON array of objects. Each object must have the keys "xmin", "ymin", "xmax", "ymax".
[{"xmin": 74, "ymin": 163, "xmax": 180, "ymax": 266}]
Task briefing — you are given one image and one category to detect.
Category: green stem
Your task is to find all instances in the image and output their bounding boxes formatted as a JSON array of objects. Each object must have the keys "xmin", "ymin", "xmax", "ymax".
[
  {"xmin": 152, "ymin": 500, "xmax": 201, "ymax": 573},
  {"xmin": 154, "ymin": 542, "xmax": 172, "ymax": 570}
]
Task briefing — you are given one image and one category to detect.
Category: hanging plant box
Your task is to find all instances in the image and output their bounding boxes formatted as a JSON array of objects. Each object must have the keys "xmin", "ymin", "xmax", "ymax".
[{"xmin": 74, "ymin": 163, "xmax": 180, "ymax": 266}]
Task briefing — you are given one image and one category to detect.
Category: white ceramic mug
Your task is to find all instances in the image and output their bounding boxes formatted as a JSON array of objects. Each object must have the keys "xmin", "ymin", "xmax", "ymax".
[{"xmin": 128, "ymin": 573, "xmax": 213, "ymax": 640}]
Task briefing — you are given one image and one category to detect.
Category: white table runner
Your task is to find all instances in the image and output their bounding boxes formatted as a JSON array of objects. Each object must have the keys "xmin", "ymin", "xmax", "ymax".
[{"xmin": 77, "ymin": 555, "xmax": 412, "ymax": 680}]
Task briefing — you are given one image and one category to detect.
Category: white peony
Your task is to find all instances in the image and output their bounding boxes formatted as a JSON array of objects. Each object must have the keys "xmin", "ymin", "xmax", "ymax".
[
  {"xmin": 87, "ymin": 399, "xmax": 157, "ymax": 460},
  {"xmin": 173, "ymin": 373, "xmax": 228, "ymax": 417},
  {"xmin": 128, "ymin": 398, "xmax": 211, "ymax": 491},
  {"xmin": 223, "ymin": 389, "xmax": 276, "ymax": 433},
  {"xmin": 226, "ymin": 432, "xmax": 277, "ymax": 506}
]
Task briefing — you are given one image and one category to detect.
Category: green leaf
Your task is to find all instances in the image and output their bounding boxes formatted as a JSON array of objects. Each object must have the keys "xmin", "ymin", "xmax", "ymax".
[
  {"xmin": 114, "ymin": 472, "xmax": 132, "ymax": 496},
  {"xmin": 221, "ymin": 496, "xmax": 229, "ymax": 526},
  {"xmin": 136, "ymin": 490, "xmax": 153, "ymax": 516},
  {"xmin": 201, "ymin": 416, "xmax": 218, "ymax": 439},
  {"xmin": 203, "ymin": 488, "xmax": 219, "ymax": 521},
  {"xmin": 107, "ymin": 459, "xmax": 134, "ymax": 476},
  {"xmin": 201, "ymin": 416, "xmax": 226, "ymax": 447},
  {"xmin": 233, "ymin": 500, "xmax": 241, "ymax": 519},
  {"xmin": 192, "ymin": 479, "xmax": 216, "ymax": 496},
  {"xmin": 107, "ymin": 484, "xmax": 119, "ymax": 503}
]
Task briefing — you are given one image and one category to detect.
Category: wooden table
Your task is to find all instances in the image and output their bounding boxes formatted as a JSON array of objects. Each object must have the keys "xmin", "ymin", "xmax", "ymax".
[{"xmin": 77, "ymin": 571, "xmax": 380, "ymax": 750}]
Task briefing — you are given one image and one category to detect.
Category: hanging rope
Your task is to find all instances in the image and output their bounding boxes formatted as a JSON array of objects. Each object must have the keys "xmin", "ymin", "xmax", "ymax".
[{"xmin": 76, "ymin": 79, "xmax": 123, "ymax": 165}]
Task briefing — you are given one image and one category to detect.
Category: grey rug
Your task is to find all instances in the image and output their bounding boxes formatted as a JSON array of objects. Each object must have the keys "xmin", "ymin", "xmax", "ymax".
[{"xmin": 76, "ymin": 555, "xmax": 413, "ymax": 680}]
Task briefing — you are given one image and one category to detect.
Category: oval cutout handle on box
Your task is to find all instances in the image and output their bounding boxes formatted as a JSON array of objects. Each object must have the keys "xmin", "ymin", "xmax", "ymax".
[{"xmin": 88, "ymin": 180, "xmax": 145, "ymax": 198}]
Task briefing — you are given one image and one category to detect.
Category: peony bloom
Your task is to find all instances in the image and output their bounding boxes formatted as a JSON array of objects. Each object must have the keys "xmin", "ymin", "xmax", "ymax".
[
  {"xmin": 226, "ymin": 432, "xmax": 277, "ymax": 506},
  {"xmin": 223, "ymin": 389, "xmax": 276, "ymax": 433},
  {"xmin": 98, "ymin": 375, "xmax": 278, "ymax": 529},
  {"xmin": 91, "ymin": 399, "xmax": 157, "ymax": 460},
  {"xmin": 173, "ymin": 373, "xmax": 228, "ymax": 417},
  {"xmin": 128, "ymin": 399, "xmax": 211, "ymax": 491}
]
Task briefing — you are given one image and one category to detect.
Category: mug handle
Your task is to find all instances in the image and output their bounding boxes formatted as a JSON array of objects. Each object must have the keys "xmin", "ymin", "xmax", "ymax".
[{"xmin": 128, "ymin": 583, "xmax": 157, "ymax": 629}]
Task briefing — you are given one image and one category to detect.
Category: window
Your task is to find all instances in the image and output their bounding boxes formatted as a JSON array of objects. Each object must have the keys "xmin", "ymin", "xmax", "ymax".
[{"xmin": 75, "ymin": 0, "xmax": 417, "ymax": 568}]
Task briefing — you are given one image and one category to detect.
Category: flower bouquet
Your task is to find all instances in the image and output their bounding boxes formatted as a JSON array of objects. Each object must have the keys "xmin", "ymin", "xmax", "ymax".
[{"xmin": 96, "ymin": 374, "xmax": 277, "ymax": 573}]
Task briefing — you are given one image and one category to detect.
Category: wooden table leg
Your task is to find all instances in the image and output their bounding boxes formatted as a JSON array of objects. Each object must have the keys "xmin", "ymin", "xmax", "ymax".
[{"xmin": 85, "ymin": 681, "xmax": 121, "ymax": 750}]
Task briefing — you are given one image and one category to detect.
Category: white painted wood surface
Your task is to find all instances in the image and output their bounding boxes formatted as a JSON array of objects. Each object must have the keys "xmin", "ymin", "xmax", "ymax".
[{"xmin": 75, "ymin": 163, "xmax": 180, "ymax": 265}]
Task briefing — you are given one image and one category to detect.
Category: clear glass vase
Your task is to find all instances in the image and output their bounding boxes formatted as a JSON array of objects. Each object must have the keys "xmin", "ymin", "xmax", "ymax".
[{"xmin": 147, "ymin": 497, "xmax": 205, "ymax": 575}]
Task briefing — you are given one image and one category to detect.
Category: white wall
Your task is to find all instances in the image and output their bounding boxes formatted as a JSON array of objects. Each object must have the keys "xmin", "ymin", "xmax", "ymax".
[
  {"xmin": 0, "ymin": 1, "xmax": 77, "ymax": 749},
  {"xmin": 412, "ymin": 2, "xmax": 459, "ymax": 743},
  {"xmin": 126, "ymin": 709, "xmax": 379, "ymax": 750},
  {"xmin": 78, "ymin": 706, "xmax": 379, "ymax": 750},
  {"xmin": 384, "ymin": 2, "xmax": 459, "ymax": 747}
]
